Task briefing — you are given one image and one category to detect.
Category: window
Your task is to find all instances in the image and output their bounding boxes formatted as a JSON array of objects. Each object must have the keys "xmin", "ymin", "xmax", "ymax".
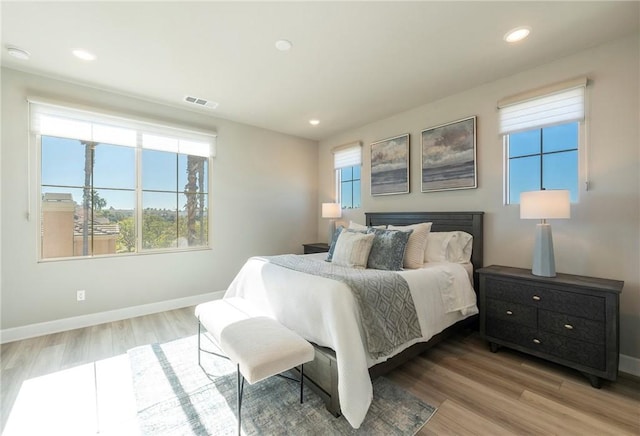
[
  {"xmin": 333, "ymin": 142, "xmax": 362, "ymax": 209},
  {"xmin": 32, "ymin": 101, "xmax": 215, "ymax": 260},
  {"xmin": 506, "ymin": 122, "xmax": 579, "ymax": 204},
  {"xmin": 338, "ymin": 165, "xmax": 361, "ymax": 209},
  {"xmin": 499, "ymin": 78, "xmax": 586, "ymax": 204}
]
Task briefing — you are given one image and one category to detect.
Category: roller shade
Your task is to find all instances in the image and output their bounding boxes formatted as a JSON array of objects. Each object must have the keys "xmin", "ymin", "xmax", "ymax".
[
  {"xmin": 498, "ymin": 78, "xmax": 587, "ymax": 135},
  {"xmin": 29, "ymin": 99, "xmax": 217, "ymax": 157},
  {"xmin": 333, "ymin": 141, "xmax": 362, "ymax": 169}
]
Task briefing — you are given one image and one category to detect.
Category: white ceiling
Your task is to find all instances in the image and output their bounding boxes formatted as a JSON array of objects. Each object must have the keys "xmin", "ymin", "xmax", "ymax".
[{"xmin": 2, "ymin": 1, "xmax": 638, "ymax": 141}]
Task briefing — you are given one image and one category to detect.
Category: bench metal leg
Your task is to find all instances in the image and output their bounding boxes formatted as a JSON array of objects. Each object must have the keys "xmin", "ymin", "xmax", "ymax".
[
  {"xmin": 300, "ymin": 364, "xmax": 304, "ymax": 404},
  {"xmin": 198, "ymin": 322, "xmax": 202, "ymax": 366},
  {"xmin": 237, "ymin": 364, "xmax": 244, "ymax": 436}
]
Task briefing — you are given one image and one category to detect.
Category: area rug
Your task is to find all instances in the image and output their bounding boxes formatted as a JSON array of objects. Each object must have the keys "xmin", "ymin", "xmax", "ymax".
[{"xmin": 127, "ymin": 334, "xmax": 436, "ymax": 435}]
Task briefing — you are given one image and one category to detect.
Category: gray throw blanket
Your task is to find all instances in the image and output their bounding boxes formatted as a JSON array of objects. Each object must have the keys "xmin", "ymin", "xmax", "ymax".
[{"xmin": 266, "ymin": 254, "xmax": 422, "ymax": 359}]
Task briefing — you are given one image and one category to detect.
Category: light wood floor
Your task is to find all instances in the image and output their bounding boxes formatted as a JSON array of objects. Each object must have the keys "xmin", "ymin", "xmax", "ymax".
[{"xmin": 1, "ymin": 306, "xmax": 638, "ymax": 435}]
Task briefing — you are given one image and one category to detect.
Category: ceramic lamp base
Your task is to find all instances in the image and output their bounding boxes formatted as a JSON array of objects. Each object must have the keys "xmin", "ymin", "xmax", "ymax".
[{"xmin": 532, "ymin": 223, "xmax": 556, "ymax": 277}]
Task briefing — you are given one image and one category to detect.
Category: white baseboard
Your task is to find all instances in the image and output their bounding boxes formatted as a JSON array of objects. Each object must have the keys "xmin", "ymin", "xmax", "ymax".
[
  {"xmin": 0, "ymin": 291, "xmax": 225, "ymax": 344},
  {"xmin": 619, "ymin": 353, "xmax": 640, "ymax": 378}
]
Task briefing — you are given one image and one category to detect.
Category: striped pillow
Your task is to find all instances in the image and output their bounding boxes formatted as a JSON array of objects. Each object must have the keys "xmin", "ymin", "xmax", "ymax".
[
  {"xmin": 332, "ymin": 231, "xmax": 375, "ymax": 269},
  {"xmin": 388, "ymin": 222, "xmax": 432, "ymax": 269}
]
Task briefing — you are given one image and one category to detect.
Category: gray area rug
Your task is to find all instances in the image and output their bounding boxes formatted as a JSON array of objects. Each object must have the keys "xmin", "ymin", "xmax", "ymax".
[{"xmin": 127, "ymin": 334, "xmax": 436, "ymax": 435}]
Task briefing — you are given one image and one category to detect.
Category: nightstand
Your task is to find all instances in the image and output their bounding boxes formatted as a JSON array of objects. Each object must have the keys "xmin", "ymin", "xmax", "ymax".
[
  {"xmin": 478, "ymin": 265, "xmax": 623, "ymax": 388},
  {"xmin": 302, "ymin": 243, "xmax": 330, "ymax": 254}
]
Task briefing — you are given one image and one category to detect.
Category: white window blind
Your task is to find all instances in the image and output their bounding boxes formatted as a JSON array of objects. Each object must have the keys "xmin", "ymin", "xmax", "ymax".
[
  {"xmin": 333, "ymin": 141, "xmax": 362, "ymax": 169},
  {"xmin": 498, "ymin": 78, "xmax": 587, "ymax": 135},
  {"xmin": 29, "ymin": 100, "xmax": 217, "ymax": 157}
]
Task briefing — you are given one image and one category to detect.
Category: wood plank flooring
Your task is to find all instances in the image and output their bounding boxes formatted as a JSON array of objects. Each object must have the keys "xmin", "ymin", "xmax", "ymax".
[{"xmin": 1, "ymin": 306, "xmax": 638, "ymax": 435}]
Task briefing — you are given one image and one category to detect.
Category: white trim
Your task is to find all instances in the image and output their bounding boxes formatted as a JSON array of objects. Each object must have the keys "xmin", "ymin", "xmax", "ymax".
[
  {"xmin": 619, "ymin": 353, "xmax": 640, "ymax": 378},
  {"xmin": 0, "ymin": 291, "xmax": 224, "ymax": 344}
]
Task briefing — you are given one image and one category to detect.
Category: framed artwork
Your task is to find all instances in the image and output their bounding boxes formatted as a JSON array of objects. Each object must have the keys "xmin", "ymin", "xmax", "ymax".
[
  {"xmin": 370, "ymin": 133, "xmax": 409, "ymax": 196},
  {"xmin": 421, "ymin": 116, "xmax": 477, "ymax": 192}
]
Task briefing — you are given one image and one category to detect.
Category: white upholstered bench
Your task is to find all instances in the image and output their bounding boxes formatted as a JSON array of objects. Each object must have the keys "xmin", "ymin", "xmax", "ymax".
[{"xmin": 195, "ymin": 298, "xmax": 314, "ymax": 434}]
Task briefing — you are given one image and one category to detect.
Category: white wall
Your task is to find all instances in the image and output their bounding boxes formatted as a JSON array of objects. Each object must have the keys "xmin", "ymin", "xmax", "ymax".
[
  {"xmin": 1, "ymin": 68, "xmax": 319, "ymax": 332},
  {"xmin": 319, "ymin": 36, "xmax": 640, "ymax": 359}
]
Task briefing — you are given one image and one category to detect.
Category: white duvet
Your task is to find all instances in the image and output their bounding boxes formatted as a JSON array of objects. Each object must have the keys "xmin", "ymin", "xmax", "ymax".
[{"xmin": 223, "ymin": 253, "xmax": 478, "ymax": 428}]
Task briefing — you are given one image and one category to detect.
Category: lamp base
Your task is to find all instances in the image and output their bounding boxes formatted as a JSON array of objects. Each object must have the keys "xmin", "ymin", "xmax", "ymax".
[{"xmin": 532, "ymin": 223, "xmax": 556, "ymax": 277}]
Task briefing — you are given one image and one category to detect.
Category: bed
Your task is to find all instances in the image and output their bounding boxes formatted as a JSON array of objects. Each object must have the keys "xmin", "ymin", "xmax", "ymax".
[{"xmin": 223, "ymin": 211, "xmax": 484, "ymax": 428}]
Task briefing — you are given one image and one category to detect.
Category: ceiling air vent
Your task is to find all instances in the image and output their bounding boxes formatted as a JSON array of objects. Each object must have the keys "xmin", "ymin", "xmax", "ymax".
[{"xmin": 183, "ymin": 95, "xmax": 218, "ymax": 109}]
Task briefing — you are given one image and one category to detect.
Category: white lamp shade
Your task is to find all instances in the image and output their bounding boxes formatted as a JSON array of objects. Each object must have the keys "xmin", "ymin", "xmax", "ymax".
[
  {"xmin": 520, "ymin": 190, "xmax": 570, "ymax": 220},
  {"xmin": 322, "ymin": 203, "xmax": 342, "ymax": 219}
]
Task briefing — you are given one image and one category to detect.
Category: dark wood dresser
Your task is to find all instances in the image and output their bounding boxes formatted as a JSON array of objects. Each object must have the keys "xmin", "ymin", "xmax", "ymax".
[
  {"xmin": 303, "ymin": 243, "xmax": 330, "ymax": 254},
  {"xmin": 478, "ymin": 265, "xmax": 623, "ymax": 388}
]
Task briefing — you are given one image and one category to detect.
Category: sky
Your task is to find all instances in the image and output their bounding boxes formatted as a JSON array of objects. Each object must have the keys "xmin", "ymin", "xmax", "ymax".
[{"xmin": 41, "ymin": 136, "xmax": 208, "ymax": 210}]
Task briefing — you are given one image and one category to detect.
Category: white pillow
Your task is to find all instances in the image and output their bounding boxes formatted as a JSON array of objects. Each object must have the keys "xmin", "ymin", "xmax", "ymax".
[
  {"xmin": 424, "ymin": 231, "xmax": 473, "ymax": 263},
  {"xmin": 348, "ymin": 221, "xmax": 368, "ymax": 231},
  {"xmin": 388, "ymin": 222, "xmax": 432, "ymax": 269},
  {"xmin": 348, "ymin": 221, "xmax": 386, "ymax": 230},
  {"xmin": 332, "ymin": 231, "xmax": 375, "ymax": 269}
]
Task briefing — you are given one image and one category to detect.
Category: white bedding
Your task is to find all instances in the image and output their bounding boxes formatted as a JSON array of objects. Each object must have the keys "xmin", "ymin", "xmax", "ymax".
[{"xmin": 223, "ymin": 253, "xmax": 478, "ymax": 428}]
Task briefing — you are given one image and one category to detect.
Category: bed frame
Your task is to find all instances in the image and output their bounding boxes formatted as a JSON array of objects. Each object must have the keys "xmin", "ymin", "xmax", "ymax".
[{"xmin": 299, "ymin": 211, "xmax": 484, "ymax": 416}]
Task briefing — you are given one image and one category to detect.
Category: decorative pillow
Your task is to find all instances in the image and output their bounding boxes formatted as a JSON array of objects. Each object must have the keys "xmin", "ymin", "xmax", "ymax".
[
  {"xmin": 325, "ymin": 225, "xmax": 345, "ymax": 262},
  {"xmin": 366, "ymin": 228, "xmax": 412, "ymax": 271},
  {"xmin": 331, "ymin": 231, "xmax": 375, "ymax": 269},
  {"xmin": 424, "ymin": 231, "xmax": 473, "ymax": 263},
  {"xmin": 388, "ymin": 222, "xmax": 432, "ymax": 269}
]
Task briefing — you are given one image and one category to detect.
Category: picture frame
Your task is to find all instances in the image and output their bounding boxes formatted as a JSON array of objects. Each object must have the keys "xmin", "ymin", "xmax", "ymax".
[
  {"xmin": 370, "ymin": 133, "xmax": 409, "ymax": 196},
  {"xmin": 421, "ymin": 116, "xmax": 477, "ymax": 192}
]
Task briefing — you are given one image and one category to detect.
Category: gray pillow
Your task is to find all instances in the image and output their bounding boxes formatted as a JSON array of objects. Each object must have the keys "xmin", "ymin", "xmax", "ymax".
[{"xmin": 366, "ymin": 228, "xmax": 413, "ymax": 271}]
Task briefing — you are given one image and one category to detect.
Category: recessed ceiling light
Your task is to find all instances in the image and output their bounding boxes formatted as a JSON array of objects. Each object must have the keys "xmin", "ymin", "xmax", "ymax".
[
  {"xmin": 72, "ymin": 49, "xmax": 97, "ymax": 61},
  {"xmin": 275, "ymin": 39, "xmax": 292, "ymax": 52},
  {"xmin": 309, "ymin": 119, "xmax": 320, "ymax": 126},
  {"xmin": 504, "ymin": 26, "xmax": 531, "ymax": 43},
  {"xmin": 7, "ymin": 45, "xmax": 30, "ymax": 60}
]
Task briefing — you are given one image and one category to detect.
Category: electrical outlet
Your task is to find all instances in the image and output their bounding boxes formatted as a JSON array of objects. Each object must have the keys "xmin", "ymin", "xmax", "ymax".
[{"xmin": 76, "ymin": 290, "xmax": 86, "ymax": 302}]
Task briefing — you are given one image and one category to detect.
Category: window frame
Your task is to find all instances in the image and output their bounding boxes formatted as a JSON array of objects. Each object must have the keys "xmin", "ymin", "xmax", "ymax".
[
  {"xmin": 332, "ymin": 141, "xmax": 362, "ymax": 211},
  {"xmin": 31, "ymin": 100, "xmax": 215, "ymax": 262}
]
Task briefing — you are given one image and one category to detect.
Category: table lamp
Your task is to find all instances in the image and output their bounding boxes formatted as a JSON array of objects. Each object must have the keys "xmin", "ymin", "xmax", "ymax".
[
  {"xmin": 520, "ymin": 190, "xmax": 570, "ymax": 277},
  {"xmin": 321, "ymin": 203, "xmax": 342, "ymax": 244}
]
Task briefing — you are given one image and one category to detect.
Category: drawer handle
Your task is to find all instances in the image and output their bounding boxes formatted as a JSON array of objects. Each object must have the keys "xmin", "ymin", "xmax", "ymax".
[
  {"xmin": 532, "ymin": 295, "xmax": 541, "ymax": 301},
  {"xmin": 533, "ymin": 338, "xmax": 541, "ymax": 344},
  {"xmin": 564, "ymin": 324, "xmax": 574, "ymax": 330},
  {"xmin": 506, "ymin": 310, "xmax": 513, "ymax": 315}
]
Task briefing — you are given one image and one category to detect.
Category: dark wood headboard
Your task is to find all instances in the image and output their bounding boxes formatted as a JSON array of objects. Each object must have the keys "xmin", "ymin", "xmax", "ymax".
[{"xmin": 365, "ymin": 211, "xmax": 484, "ymax": 290}]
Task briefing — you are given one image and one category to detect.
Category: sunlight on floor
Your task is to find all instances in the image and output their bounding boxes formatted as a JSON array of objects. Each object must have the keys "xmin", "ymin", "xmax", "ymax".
[{"xmin": 3, "ymin": 354, "xmax": 140, "ymax": 436}]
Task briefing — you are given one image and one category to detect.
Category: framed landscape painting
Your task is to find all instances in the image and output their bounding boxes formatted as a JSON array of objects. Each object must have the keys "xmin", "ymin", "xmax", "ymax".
[
  {"xmin": 370, "ymin": 133, "xmax": 409, "ymax": 196},
  {"xmin": 421, "ymin": 116, "xmax": 477, "ymax": 192}
]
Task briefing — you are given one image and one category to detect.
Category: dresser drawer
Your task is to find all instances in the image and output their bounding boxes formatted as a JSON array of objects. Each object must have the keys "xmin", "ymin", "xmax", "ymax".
[
  {"xmin": 484, "ymin": 277, "xmax": 538, "ymax": 306},
  {"xmin": 485, "ymin": 318, "xmax": 537, "ymax": 346},
  {"xmin": 486, "ymin": 319, "xmax": 606, "ymax": 371},
  {"xmin": 536, "ymin": 330, "xmax": 606, "ymax": 371},
  {"xmin": 484, "ymin": 277, "xmax": 605, "ymax": 320},
  {"xmin": 486, "ymin": 298, "xmax": 536, "ymax": 328},
  {"xmin": 538, "ymin": 309, "xmax": 605, "ymax": 345}
]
